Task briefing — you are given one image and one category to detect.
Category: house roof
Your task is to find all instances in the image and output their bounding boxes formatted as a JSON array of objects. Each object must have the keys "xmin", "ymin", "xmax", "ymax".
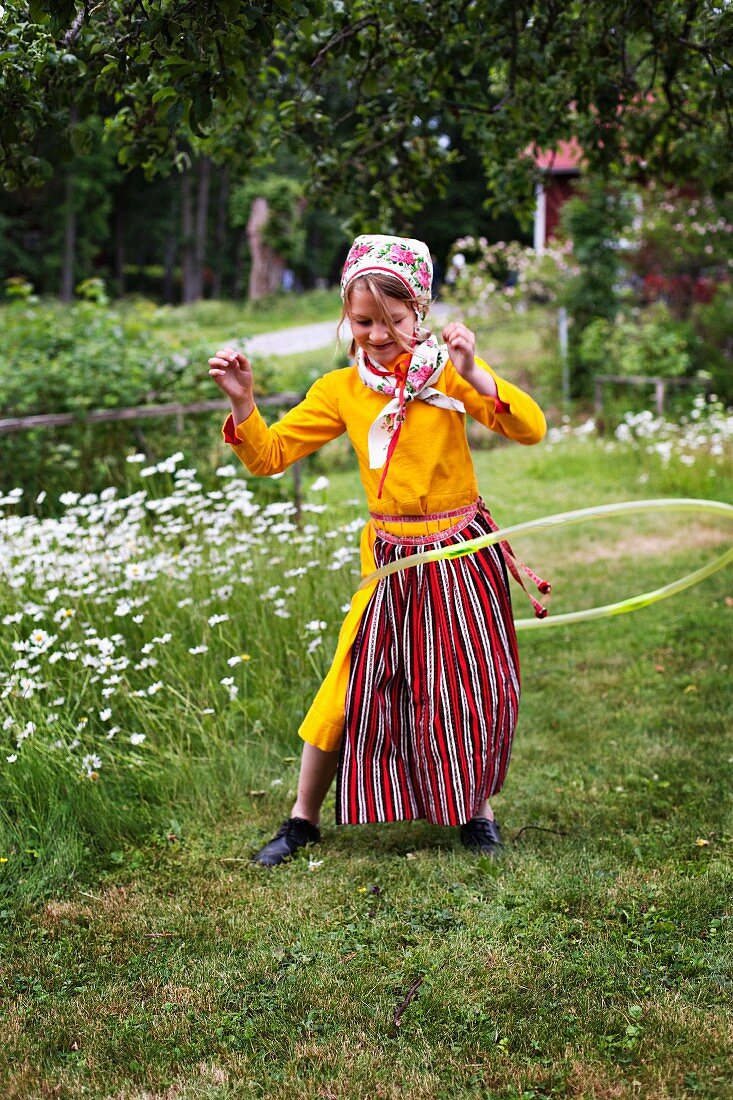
[{"xmin": 532, "ymin": 138, "xmax": 584, "ymax": 173}]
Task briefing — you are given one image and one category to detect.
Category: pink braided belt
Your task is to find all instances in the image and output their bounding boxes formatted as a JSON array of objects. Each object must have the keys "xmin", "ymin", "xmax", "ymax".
[{"xmin": 369, "ymin": 498, "xmax": 551, "ymax": 618}]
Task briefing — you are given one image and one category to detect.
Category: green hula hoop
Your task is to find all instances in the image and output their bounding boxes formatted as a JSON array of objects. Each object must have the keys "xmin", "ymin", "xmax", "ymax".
[{"xmin": 356, "ymin": 498, "xmax": 733, "ymax": 632}]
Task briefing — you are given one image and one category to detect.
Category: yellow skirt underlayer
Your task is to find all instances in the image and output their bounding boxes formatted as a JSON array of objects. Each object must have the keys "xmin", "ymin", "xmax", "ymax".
[{"xmin": 298, "ymin": 513, "xmax": 465, "ymax": 752}]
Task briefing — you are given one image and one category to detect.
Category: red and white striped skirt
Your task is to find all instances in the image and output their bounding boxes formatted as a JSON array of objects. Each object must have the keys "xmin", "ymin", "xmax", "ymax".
[{"xmin": 336, "ymin": 509, "xmax": 521, "ymax": 826}]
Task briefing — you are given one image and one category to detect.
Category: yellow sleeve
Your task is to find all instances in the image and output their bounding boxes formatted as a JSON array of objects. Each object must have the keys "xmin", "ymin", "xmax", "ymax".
[
  {"xmin": 446, "ymin": 356, "xmax": 546, "ymax": 445},
  {"xmin": 222, "ymin": 373, "xmax": 346, "ymax": 475}
]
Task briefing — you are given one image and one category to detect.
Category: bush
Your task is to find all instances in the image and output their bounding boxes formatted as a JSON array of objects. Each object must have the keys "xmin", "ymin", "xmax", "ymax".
[
  {"xmin": 690, "ymin": 281, "xmax": 733, "ymax": 403},
  {"xmin": 0, "ymin": 291, "xmax": 278, "ymax": 503},
  {"xmin": 444, "ymin": 236, "xmax": 577, "ymax": 322},
  {"xmin": 1, "ymin": 295, "xmax": 213, "ymax": 416},
  {"xmin": 577, "ymin": 294, "xmax": 732, "ymax": 407},
  {"xmin": 625, "ymin": 185, "xmax": 733, "ymax": 319},
  {"xmin": 579, "ymin": 304, "xmax": 696, "ymax": 381}
]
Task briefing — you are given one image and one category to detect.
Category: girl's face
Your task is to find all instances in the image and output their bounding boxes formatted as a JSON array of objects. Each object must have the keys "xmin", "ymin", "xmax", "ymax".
[{"xmin": 347, "ymin": 282, "xmax": 416, "ymax": 363}]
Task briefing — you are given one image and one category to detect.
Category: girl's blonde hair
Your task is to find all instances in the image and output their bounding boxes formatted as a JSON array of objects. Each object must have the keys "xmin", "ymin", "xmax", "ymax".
[{"xmin": 338, "ymin": 273, "xmax": 431, "ymax": 358}]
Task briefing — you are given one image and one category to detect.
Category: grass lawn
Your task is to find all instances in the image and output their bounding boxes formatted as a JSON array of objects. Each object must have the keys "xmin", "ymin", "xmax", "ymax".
[{"xmin": 1, "ymin": 432, "xmax": 732, "ymax": 1098}]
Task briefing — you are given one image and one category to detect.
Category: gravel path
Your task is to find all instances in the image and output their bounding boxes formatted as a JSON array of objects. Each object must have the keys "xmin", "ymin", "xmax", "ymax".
[{"xmin": 239, "ymin": 302, "xmax": 452, "ymax": 357}]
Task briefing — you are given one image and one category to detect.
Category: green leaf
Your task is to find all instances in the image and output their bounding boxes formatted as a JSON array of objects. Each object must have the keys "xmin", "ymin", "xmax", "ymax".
[
  {"xmin": 28, "ymin": 0, "xmax": 48, "ymax": 24},
  {"xmin": 151, "ymin": 87, "xmax": 178, "ymax": 105}
]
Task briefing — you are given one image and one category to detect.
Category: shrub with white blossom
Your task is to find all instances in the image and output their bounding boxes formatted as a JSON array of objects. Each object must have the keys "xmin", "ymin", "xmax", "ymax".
[
  {"xmin": 444, "ymin": 236, "xmax": 579, "ymax": 322},
  {"xmin": 546, "ymin": 394, "xmax": 732, "ymax": 471}
]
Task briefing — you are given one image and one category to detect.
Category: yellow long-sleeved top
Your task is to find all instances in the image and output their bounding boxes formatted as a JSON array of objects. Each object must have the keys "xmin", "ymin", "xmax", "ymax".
[{"xmin": 222, "ymin": 357, "xmax": 546, "ymax": 750}]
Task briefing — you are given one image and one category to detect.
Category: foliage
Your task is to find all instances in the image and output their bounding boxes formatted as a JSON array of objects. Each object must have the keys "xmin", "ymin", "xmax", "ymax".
[
  {"xmin": 1, "ymin": 1, "xmax": 732, "ymax": 225},
  {"xmin": 691, "ymin": 281, "xmax": 733, "ymax": 402},
  {"xmin": 0, "ymin": 122, "xmax": 122, "ymax": 295},
  {"xmin": 579, "ymin": 304, "xmax": 696, "ymax": 381},
  {"xmin": 3, "ymin": 275, "xmax": 38, "ymax": 303},
  {"xmin": 441, "ymin": 184, "xmax": 639, "ymax": 398},
  {"xmin": 0, "ymin": 118, "xmax": 524, "ymax": 303},
  {"xmin": 562, "ymin": 183, "xmax": 733, "ymax": 398},
  {"xmin": 0, "ymin": 287, "xmax": 348, "ymax": 500},
  {"xmin": 554, "ymin": 181, "xmax": 635, "ymax": 393},
  {"xmin": 0, "ymin": 293, "xmax": 211, "ymax": 415},
  {"xmin": 444, "ymin": 180, "xmax": 733, "ymax": 401},
  {"xmin": 624, "ymin": 185, "xmax": 733, "ymax": 319},
  {"xmin": 0, "ymin": 290, "xmax": 268, "ymax": 499},
  {"xmin": 0, "ymin": 0, "xmax": 308, "ymax": 184}
]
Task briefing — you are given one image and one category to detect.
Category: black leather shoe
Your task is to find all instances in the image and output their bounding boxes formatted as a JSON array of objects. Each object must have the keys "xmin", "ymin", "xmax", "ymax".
[
  {"xmin": 251, "ymin": 817, "xmax": 321, "ymax": 867},
  {"xmin": 459, "ymin": 816, "xmax": 503, "ymax": 856}
]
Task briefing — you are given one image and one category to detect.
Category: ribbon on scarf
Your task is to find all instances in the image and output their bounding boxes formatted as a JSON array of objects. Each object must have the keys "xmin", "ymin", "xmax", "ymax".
[{"xmin": 356, "ymin": 336, "xmax": 465, "ymax": 497}]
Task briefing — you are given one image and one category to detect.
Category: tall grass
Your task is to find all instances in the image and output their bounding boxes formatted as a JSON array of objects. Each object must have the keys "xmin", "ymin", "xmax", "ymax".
[{"xmin": 0, "ymin": 459, "xmax": 361, "ymax": 901}]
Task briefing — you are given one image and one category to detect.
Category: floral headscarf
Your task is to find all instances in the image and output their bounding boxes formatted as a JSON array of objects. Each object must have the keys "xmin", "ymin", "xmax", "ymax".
[{"xmin": 340, "ymin": 234, "xmax": 433, "ymax": 316}]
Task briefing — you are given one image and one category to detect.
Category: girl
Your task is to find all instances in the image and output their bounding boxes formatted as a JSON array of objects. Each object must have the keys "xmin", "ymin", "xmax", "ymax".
[{"xmin": 208, "ymin": 234, "xmax": 547, "ymax": 866}]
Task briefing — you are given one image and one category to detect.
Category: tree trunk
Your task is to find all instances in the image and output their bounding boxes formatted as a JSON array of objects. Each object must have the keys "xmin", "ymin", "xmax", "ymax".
[
  {"xmin": 162, "ymin": 176, "xmax": 179, "ymax": 303},
  {"xmin": 162, "ymin": 229, "xmax": 178, "ymax": 303},
  {"xmin": 192, "ymin": 156, "xmax": 211, "ymax": 299},
  {"xmin": 113, "ymin": 187, "xmax": 126, "ymax": 297},
  {"xmin": 60, "ymin": 171, "xmax": 76, "ymax": 301},
  {"xmin": 247, "ymin": 196, "xmax": 285, "ymax": 300},
  {"xmin": 211, "ymin": 165, "xmax": 230, "ymax": 299},
  {"xmin": 180, "ymin": 167, "xmax": 197, "ymax": 303},
  {"xmin": 60, "ymin": 105, "xmax": 79, "ymax": 302},
  {"xmin": 233, "ymin": 228, "xmax": 247, "ymax": 299}
]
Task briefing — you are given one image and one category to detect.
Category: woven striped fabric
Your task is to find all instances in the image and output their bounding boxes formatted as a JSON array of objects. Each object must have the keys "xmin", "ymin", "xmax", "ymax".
[{"xmin": 336, "ymin": 513, "xmax": 521, "ymax": 826}]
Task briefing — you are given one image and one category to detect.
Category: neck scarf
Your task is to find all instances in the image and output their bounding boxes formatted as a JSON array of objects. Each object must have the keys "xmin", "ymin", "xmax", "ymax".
[{"xmin": 356, "ymin": 334, "xmax": 465, "ymax": 498}]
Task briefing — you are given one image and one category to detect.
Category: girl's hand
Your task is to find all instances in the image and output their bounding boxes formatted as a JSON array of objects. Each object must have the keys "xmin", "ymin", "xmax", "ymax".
[
  {"xmin": 442, "ymin": 322, "xmax": 497, "ymax": 397},
  {"xmin": 208, "ymin": 346, "xmax": 254, "ymax": 421},
  {"xmin": 442, "ymin": 322, "xmax": 476, "ymax": 378}
]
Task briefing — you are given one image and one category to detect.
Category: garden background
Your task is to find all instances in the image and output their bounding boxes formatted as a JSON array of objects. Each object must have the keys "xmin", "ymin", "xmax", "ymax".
[{"xmin": 1, "ymin": 3, "xmax": 732, "ymax": 1098}]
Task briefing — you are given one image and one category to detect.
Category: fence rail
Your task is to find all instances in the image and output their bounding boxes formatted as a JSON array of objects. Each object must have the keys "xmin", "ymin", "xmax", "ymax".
[
  {"xmin": 0, "ymin": 393, "xmax": 303, "ymax": 436},
  {"xmin": 0, "ymin": 391, "xmax": 309, "ymax": 514}
]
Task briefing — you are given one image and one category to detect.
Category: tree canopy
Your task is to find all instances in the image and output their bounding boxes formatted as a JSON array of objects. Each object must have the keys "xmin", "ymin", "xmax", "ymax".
[{"xmin": 1, "ymin": 0, "xmax": 731, "ymax": 221}]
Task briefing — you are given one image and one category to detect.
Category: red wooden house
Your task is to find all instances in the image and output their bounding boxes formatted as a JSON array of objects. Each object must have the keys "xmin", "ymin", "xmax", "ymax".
[{"xmin": 531, "ymin": 138, "xmax": 584, "ymax": 251}]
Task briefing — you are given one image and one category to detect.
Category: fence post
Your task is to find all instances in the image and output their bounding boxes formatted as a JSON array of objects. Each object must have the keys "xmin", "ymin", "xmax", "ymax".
[
  {"xmin": 292, "ymin": 460, "xmax": 302, "ymax": 523},
  {"xmin": 654, "ymin": 380, "xmax": 666, "ymax": 417},
  {"xmin": 558, "ymin": 307, "xmax": 570, "ymax": 407},
  {"xmin": 594, "ymin": 377, "xmax": 604, "ymax": 415}
]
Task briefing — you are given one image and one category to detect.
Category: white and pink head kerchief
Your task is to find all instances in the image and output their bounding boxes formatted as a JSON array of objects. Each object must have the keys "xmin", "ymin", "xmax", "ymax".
[
  {"xmin": 341, "ymin": 234, "xmax": 434, "ymax": 316},
  {"xmin": 341, "ymin": 234, "xmax": 464, "ymax": 497}
]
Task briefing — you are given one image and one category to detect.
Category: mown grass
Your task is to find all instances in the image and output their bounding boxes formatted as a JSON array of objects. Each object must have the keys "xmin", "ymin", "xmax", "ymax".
[{"xmin": 1, "ymin": 433, "xmax": 731, "ymax": 1098}]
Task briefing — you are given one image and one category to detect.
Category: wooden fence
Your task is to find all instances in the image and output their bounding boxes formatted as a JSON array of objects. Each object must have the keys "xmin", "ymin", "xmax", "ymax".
[
  {"xmin": 594, "ymin": 374, "xmax": 712, "ymax": 429},
  {"xmin": 0, "ymin": 393, "xmax": 302, "ymax": 436},
  {"xmin": 0, "ymin": 391, "xmax": 307, "ymax": 511}
]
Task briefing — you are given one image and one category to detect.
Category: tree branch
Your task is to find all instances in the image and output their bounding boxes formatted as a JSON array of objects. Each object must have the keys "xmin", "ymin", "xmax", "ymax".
[
  {"xmin": 346, "ymin": 20, "xmax": 381, "ymax": 108},
  {"xmin": 62, "ymin": 4, "xmax": 88, "ymax": 47},
  {"xmin": 695, "ymin": 47, "xmax": 733, "ymax": 145},
  {"xmin": 311, "ymin": 16, "xmax": 380, "ymax": 71},
  {"xmin": 443, "ymin": 98, "xmax": 511, "ymax": 117},
  {"xmin": 393, "ymin": 978, "xmax": 423, "ymax": 1029}
]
